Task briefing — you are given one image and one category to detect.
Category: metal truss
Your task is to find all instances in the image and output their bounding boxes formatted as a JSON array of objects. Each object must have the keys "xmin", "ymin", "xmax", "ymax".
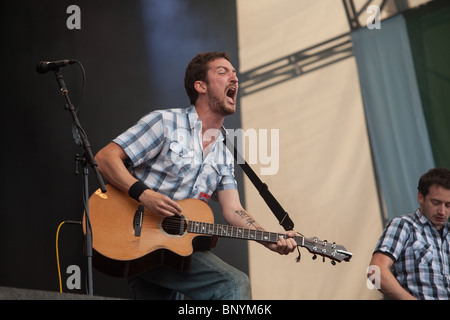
[
  {"xmin": 239, "ymin": 32, "xmax": 353, "ymax": 97},
  {"xmin": 238, "ymin": 0, "xmax": 427, "ymax": 98}
]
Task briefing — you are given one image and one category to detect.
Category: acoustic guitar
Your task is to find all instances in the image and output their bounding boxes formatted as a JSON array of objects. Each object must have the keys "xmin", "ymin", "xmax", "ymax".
[{"xmin": 84, "ymin": 184, "xmax": 352, "ymax": 277}]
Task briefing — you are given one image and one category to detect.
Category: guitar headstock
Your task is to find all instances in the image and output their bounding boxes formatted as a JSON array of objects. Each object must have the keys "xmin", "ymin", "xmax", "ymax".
[{"xmin": 298, "ymin": 236, "xmax": 352, "ymax": 264}]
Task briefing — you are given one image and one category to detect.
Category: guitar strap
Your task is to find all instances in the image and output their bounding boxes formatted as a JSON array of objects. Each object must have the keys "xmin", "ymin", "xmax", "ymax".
[{"xmin": 223, "ymin": 137, "xmax": 295, "ymax": 231}]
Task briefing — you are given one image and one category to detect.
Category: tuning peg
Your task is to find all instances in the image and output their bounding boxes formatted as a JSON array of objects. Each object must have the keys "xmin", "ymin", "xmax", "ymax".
[
  {"xmin": 331, "ymin": 260, "xmax": 336, "ymax": 266},
  {"xmin": 312, "ymin": 254, "xmax": 317, "ymax": 260}
]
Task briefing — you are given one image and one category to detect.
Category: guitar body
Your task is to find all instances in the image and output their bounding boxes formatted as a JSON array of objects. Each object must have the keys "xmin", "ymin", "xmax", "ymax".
[
  {"xmin": 84, "ymin": 185, "xmax": 352, "ymax": 277},
  {"xmin": 84, "ymin": 185, "xmax": 213, "ymax": 277}
]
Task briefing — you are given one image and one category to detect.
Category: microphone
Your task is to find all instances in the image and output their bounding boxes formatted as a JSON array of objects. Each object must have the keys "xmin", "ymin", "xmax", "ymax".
[{"xmin": 36, "ymin": 59, "xmax": 76, "ymax": 74}]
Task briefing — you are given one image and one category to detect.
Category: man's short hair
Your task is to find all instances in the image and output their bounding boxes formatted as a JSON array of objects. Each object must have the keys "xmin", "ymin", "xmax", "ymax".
[{"xmin": 417, "ymin": 167, "xmax": 450, "ymax": 197}]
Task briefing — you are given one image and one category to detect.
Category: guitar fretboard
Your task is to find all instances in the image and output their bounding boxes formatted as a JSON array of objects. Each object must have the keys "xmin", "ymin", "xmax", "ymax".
[{"xmin": 187, "ymin": 220, "xmax": 304, "ymax": 246}]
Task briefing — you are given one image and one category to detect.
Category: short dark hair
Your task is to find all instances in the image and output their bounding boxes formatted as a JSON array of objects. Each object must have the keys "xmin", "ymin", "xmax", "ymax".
[
  {"xmin": 417, "ymin": 167, "xmax": 450, "ymax": 197},
  {"xmin": 184, "ymin": 51, "xmax": 230, "ymax": 105}
]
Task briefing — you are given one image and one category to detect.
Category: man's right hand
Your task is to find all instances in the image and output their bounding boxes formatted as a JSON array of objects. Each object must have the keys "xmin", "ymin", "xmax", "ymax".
[
  {"xmin": 95, "ymin": 142, "xmax": 182, "ymax": 217},
  {"xmin": 139, "ymin": 189, "xmax": 183, "ymax": 217}
]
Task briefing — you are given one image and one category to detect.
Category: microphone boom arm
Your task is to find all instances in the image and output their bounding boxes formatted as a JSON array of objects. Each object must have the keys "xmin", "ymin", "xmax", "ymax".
[{"xmin": 53, "ymin": 68, "xmax": 106, "ymax": 193}]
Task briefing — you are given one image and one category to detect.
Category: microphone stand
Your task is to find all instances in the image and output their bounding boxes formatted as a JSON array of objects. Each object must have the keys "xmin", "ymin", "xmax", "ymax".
[{"xmin": 53, "ymin": 68, "xmax": 107, "ymax": 296}]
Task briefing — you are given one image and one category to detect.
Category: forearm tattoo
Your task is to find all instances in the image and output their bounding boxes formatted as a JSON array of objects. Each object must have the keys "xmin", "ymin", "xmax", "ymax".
[{"xmin": 235, "ymin": 210, "xmax": 264, "ymax": 230}]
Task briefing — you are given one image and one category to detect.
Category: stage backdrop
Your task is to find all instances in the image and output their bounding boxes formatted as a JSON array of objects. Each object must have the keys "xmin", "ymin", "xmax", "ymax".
[
  {"xmin": 236, "ymin": 0, "xmax": 448, "ymax": 300},
  {"xmin": 237, "ymin": 0, "xmax": 383, "ymax": 300},
  {"xmin": 351, "ymin": 1, "xmax": 450, "ymax": 222}
]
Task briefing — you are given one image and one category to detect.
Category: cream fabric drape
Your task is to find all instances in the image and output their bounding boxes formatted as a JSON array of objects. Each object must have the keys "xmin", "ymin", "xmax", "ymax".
[{"xmin": 236, "ymin": 0, "xmax": 384, "ymax": 299}]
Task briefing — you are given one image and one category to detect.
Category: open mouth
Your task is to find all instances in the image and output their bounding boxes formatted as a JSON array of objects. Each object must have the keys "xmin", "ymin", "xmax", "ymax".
[{"xmin": 226, "ymin": 87, "xmax": 237, "ymax": 104}]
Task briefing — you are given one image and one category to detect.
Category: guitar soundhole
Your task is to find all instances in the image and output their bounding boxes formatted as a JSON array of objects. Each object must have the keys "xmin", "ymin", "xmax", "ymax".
[{"xmin": 161, "ymin": 215, "xmax": 187, "ymax": 236}]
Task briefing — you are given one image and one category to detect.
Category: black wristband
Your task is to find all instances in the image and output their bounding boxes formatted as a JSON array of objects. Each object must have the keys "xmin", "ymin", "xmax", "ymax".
[{"xmin": 128, "ymin": 180, "xmax": 150, "ymax": 202}]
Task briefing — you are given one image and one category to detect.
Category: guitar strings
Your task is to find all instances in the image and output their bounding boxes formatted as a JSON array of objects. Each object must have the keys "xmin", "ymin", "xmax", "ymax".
[
  {"xmin": 134, "ymin": 213, "xmax": 343, "ymax": 262},
  {"xmin": 138, "ymin": 213, "xmax": 327, "ymax": 245},
  {"xmin": 140, "ymin": 212, "xmax": 309, "ymax": 238},
  {"xmin": 139, "ymin": 213, "xmax": 276, "ymax": 234}
]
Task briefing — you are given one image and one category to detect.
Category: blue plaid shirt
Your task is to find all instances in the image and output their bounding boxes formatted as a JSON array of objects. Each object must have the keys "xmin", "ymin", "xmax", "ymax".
[
  {"xmin": 374, "ymin": 210, "xmax": 450, "ymax": 299},
  {"xmin": 113, "ymin": 106, "xmax": 237, "ymax": 202}
]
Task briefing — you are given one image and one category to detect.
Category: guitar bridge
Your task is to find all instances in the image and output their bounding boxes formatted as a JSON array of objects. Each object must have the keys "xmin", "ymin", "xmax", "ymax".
[{"xmin": 133, "ymin": 205, "xmax": 144, "ymax": 237}]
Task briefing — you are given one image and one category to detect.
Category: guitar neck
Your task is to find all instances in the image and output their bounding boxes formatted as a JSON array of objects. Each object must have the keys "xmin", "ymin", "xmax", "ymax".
[{"xmin": 187, "ymin": 220, "xmax": 304, "ymax": 246}]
